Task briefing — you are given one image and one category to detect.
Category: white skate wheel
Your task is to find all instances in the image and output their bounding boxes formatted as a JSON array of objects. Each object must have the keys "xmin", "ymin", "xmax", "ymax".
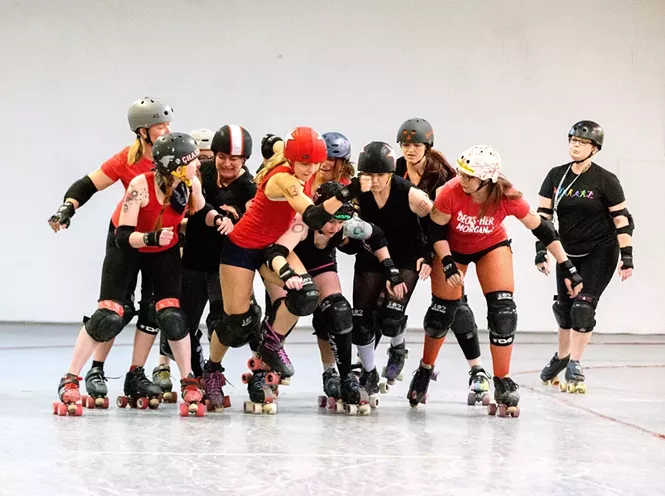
[
  {"xmin": 345, "ymin": 404, "xmax": 358, "ymax": 415},
  {"xmin": 334, "ymin": 401, "xmax": 345, "ymax": 413},
  {"xmin": 358, "ymin": 404, "xmax": 371, "ymax": 415},
  {"xmin": 379, "ymin": 382, "xmax": 389, "ymax": 394},
  {"xmin": 396, "ymin": 372, "xmax": 404, "ymax": 381},
  {"xmin": 243, "ymin": 401, "xmax": 253, "ymax": 413},
  {"xmin": 263, "ymin": 403, "xmax": 277, "ymax": 415},
  {"xmin": 369, "ymin": 395, "xmax": 379, "ymax": 409},
  {"xmin": 252, "ymin": 403, "xmax": 263, "ymax": 414}
]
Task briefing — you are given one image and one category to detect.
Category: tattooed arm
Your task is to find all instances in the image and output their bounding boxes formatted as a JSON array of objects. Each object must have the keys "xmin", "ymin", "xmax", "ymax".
[
  {"xmin": 408, "ymin": 187, "xmax": 434, "ymax": 217},
  {"xmin": 116, "ymin": 174, "xmax": 170, "ymax": 249}
]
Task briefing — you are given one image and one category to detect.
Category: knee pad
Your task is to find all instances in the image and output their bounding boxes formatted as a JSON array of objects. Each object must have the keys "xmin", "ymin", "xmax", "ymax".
[
  {"xmin": 205, "ymin": 300, "xmax": 224, "ymax": 342},
  {"xmin": 451, "ymin": 297, "xmax": 477, "ymax": 339},
  {"xmin": 312, "ymin": 307, "xmax": 329, "ymax": 340},
  {"xmin": 424, "ymin": 296, "xmax": 459, "ymax": 339},
  {"xmin": 85, "ymin": 300, "xmax": 126, "ymax": 342},
  {"xmin": 137, "ymin": 299, "xmax": 159, "ymax": 335},
  {"xmin": 155, "ymin": 299, "xmax": 188, "ymax": 341},
  {"xmin": 571, "ymin": 294, "xmax": 597, "ymax": 332},
  {"xmin": 321, "ymin": 293, "xmax": 352, "ymax": 336},
  {"xmin": 352, "ymin": 308, "xmax": 376, "ymax": 346},
  {"xmin": 159, "ymin": 333, "xmax": 174, "ymax": 360},
  {"xmin": 552, "ymin": 298, "xmax": 573, "ymax": 329},
  {"xmin": 486, "ymin": 291, "xmax": 517, "ymax": 347},
  {"xmin": 216, "ymin": 305, "xmax": 262, "ymax": 348},
  {"xmin": 377, "ymin": 299, "xmax": 407, "ymax": 338},
  {"xmin": 285, "ymin": 274, "xmax": 320, "ymax": 316}
]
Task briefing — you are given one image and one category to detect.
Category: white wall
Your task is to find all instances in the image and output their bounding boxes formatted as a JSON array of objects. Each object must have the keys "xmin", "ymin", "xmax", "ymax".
[{"xmin": 2, "ymin": 0, "xmax": 664, "ymax": 332}]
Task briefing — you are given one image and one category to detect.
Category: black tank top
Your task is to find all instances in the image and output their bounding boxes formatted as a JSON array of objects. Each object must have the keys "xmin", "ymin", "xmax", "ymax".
[{"xmin": 294, "ymin": 229, "xmax": 345, "ymax": 274}]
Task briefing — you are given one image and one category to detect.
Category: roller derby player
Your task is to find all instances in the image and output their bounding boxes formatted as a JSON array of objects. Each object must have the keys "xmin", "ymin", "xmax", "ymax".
[{"xmin": 535, "ymin": 121, "xmax": 634, "ymax": 393}]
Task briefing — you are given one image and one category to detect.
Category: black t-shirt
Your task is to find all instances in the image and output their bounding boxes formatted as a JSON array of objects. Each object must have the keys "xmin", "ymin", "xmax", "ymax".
[
  {"xmin": 294, "ymin": 229, "xmax": 342, "ymax": 273},
  {"xmin": 355, "ymin": 175, "xmax": 425, "ymax": 271},
  {"xmin": 539, "ymin": 162, "xmax": 624, "ymax": 255},
  {"xmin": 182, "ymin": 160, "xmax": 257, "ymax": 271}
]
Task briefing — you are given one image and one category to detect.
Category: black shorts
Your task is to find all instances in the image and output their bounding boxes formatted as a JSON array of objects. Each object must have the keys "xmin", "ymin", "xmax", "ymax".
[
  {"xmin": 556, "ymin": 241, "xmax": 619, "ymax": 305},
  {"xmin": 220, "ymin": 237, "xmax": 265, "ymax": 271},
  {"xmin": 309, "ymin": 261, "xmax": 338, "ymax": 278},
  {"xmin": 452, "ymin": 239, "xmax": 512, "ymax": 266}
]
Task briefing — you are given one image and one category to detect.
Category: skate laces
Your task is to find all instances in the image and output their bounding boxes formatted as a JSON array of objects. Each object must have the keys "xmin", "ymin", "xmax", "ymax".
[
  {"xmin": 276, "ymin": 346, "xmax": 292, "ymax": 365},
  {"xmin": 503, "ymin": 377, "xmax": 519, "ymax": 390}
]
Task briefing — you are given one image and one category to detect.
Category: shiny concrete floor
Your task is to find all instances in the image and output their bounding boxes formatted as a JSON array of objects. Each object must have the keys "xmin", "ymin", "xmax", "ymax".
[{"xmin": 1, "ymin": 324, "xmax": 664, "ymax": 496}]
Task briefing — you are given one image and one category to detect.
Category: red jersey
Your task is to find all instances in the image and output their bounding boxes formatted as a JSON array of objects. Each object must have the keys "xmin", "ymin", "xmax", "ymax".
[
  {"xmin": 104, "ymin": 147, "xmax": 154, "ymax": 227},
  {"xmin": 124, "ymin": 172, "xmax": 186, "ymax": 253},
  {"xmin": 303, "ymin": 174, "xmax": 350, "ymax": 198},
  {"xmin": 229, "ymin": 165, "xmax": 297, "ymax": 249},
  {"xmin": 435, "ymin": 177, "xmax": 530, "ymax": 255}
]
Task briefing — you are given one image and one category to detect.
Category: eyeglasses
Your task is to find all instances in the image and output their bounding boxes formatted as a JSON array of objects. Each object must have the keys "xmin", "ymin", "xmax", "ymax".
[
  {"xmin": 569, "ymin": 138, "xmax": 592, "ymax": 146},
  {"xmin": 216, "ymin": 153, "xmax": 244, "ymax": 165}
]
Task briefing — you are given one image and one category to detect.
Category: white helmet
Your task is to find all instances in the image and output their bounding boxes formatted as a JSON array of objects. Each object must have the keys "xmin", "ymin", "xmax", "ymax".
[
  {"xmin": 456, "ymin": 145, "xmax": 502, "ymax": 183},
  {"xmin": 189, "ymin": 128, "xmax": 214, "ymax": 151}
]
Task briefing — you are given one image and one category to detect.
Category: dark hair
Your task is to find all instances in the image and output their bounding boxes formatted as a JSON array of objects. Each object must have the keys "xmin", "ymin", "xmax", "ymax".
[
  {"xmin": 419, "ymin": 148, "xmax": 456, "ymax": 195},
  {"xmin": 478, "ymin": 176, "xmax": 523, "ymax": 219}
]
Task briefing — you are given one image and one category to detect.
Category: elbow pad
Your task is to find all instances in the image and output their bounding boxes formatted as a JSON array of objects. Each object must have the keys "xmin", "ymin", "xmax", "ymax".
[
  {"xmin": 428, "ymin": 222, "xmax": 449, "ymax": 243},
  {"xmin": 531, "ymin": 218, "xmax": 559, "ymax": 246},
  {"xmin": 265, "ymin": 243, "xmax": 290, "ymax": 269},
  {"xmin": 115, "ymin": 225, "xmax": 136, "ymax": 250},
  {"xmin": 198, "ymin": 203, "xmax": 215, "ymax": 219},
  {"xmin": 64, "ymin": 176, "xmax": 98, "ymax": 207},
  {"xmin": 366, "ymin": 224, "xmax": 388, "ymax": 252},
  {"xmin": 302, "ymin": 204, "xmax": 333, "ymax": 230},
  {"xmin": 611, "ymin": 208, "xmax": 635, "ymax": 236}
]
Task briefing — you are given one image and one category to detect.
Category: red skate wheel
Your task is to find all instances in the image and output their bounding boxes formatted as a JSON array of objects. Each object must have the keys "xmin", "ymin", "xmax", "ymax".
[
  {"xmin": 57, "ymin": 403, "xmax": 68, "ymax": 416},
  {"xmin": 327, "ymin": 397, "xmax": 337, "ymax": 410},
  {"xmin": 317, "ymin": 395, "xmax": 327, "ymax": 408},
  {"xmin": 52, "ymin": 402, "xmax": 59, "ymax": 415},
  {"xmin": 248, "ymin": 357, "xmax": 261, "ymax": 370},
  {"xmin": 87, "ymin": 396, "xmax": 96, "ymax": 409},
  {"xmin": 116, "ymin": 396, "xmax": 128, "ymax": 408},
  {"xmin": 223, "ymin": 396, "xmax": 231, "ymax": 409},
  {"xmin": 179, "ymin": 403, "xmax": 189, "ymax": 417},
  {"xmin": 487, "ymin": 403, "xmax": 497, "ymax": 416},
  {"xmin": 265, "ymin": 372, "xmax": 279, "ymax": 386},
  {"xmin": 241, "ymin": 372, "xmax": 253, "ymax": 384},
  {"xmin": 512, "ymin": 406, "xmax": 521, "ymax": 418},
  {"xmin": 498, "ymin": 405, "xmax": 508, "ymax": 417},
  {"xmin": 74, "ymin": 404, "xmax": 83, "ymax": 416},
  {"xmin": 136, "ymin": 397, "xmax": 149, "ymax": 410},
  {"xmin": 196, "ymin": 403, "xmax": 205, "ymax": 417},
  {"xmin": 101, "ymin": 397, "xmax": 110, "ymax": 409}
]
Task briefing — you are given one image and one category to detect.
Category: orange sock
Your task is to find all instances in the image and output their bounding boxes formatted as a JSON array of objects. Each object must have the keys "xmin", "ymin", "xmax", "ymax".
[
  {"xmin": 422, "ymin": 335, "xmax": 446, "ymax": 366},
  {"xmin": 490, "ymin": 344, "xmax": 513, "ymax": 377}
]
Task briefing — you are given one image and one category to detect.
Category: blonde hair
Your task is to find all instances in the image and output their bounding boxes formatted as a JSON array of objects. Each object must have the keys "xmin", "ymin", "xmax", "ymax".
[
  {"xmin": 255, "ymin": 140, "xmax": 288, "ymax": 185},
  {"xmin": 127, "ymin": 136, "xmax": 145, "ymax": 165},
  {"xmin": 153, "ymin": 173, "xmax": 196, "ymax": 230}
]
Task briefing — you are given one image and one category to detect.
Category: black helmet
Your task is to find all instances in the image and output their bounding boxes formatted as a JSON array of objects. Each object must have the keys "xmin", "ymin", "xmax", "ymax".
[
  {"xmin": 568, "ymin": 120, "xmax": 604, "ymax": 149},
  {"xmin": 211, "ymin": 125, "xmax": 253, "ymax": 159},
  {"xmin": 396, "ymin": 118, "xmax": 434, "ymax": 146},
  {"xmin": 358, "ymin": 141, "xmax": 396, "ymax": 173},
  {"xmin": 153, "ymin": 133, "xmax": 200, "ymax": 175},
  {"xmin": 313, "ymin": 181, "xmax": 355, "ymax": 220}
]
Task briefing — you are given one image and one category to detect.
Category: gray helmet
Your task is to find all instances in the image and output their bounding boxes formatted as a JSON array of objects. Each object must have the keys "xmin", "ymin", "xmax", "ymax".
[
  {"xmin": 322, "ymin": 132, "xmax": 352, "ymax": 160},
  {"xmin": 190, "ymin": 128, "xmax": 214, "ymax": 151},
  {"xmin": 568, "ymin": 120, "xmax": 604, "ymax": 149},
  {"xmin": 152, "ymin": 133, "xmax": 199, "ymax": 175},
  {"xmin": 127, "ymin": 97, "xmax": 174, "ymax": 133},
  {"xmin": 396, "ymin": 118, "xmax": 434, "ymax": 146}
]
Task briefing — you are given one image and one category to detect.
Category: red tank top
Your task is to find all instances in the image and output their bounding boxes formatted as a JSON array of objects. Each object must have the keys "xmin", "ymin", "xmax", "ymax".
[
  {"xmin": 133, "ymin": 172, "xmax": 186, "ymax": 253},
  {"xmin": 229, "ymin": 165, "xmax": 297, "ymax": 249}
]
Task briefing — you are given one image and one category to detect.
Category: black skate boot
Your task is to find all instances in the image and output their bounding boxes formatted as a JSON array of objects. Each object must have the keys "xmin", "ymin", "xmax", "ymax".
[
  {"xmin": 116, "ymin": 366, "xmax": 162, "ymax": 410},
  {"xmin": 562, "ymin": 360, "xmax": 586, "ymax": 394},
  {"xmin": 252, "ymin": 324, "xmax": 294, "ymax": 385},
  {"xmin": 340, "ymin": 373, "xmax": 371, "ymax": 415},
  {"xmin": 359, "ymin": 367, "xmax": 380, "ymax": 408},
  {"xmin": 317, "ymin": 368, "xmax": 342, "ymax": 409},
  {"xmin": 202, "ymin": 361, "xmax": 231, "ymax": 412},
  {"xmin": 82, "ymin": 366, "xmax": 109, "ymax": 409},
  {"xmin": 381, "ymin": 342, "xmax": 408, "ymax": 391},
  {"xmin": 467, "ymin": 365, "xmax": 491, "ymax": 406},
  {"xmin": 152, "ymin": 364, "xmax": 177, "ymax": 403},
  {"xmin": 488, "ymin": 376, "xmax": 520, "ymax": 418},
  {"xmin": 243, "ymin": 370, "xmax": 277, "ymax": 414},
  {"xmin": 53, "ymin": 373, "xmax": 83, "ymax": 416},
  {"xmin": 540, "ymin": 352, "xmax": 570, "ymax": 386},
  {"xmin": 407, "ymin": 361, "xmax": 437, "ymax": 407}
]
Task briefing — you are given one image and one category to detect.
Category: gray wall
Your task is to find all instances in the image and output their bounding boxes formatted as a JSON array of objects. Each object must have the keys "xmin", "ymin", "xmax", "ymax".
[{"xmin": 3, "ymin": 0, "xmax": 664, "ymax": 332}]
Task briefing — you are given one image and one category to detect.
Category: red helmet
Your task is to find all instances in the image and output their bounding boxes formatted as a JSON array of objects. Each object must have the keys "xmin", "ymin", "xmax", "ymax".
[{"xmin": 283, "ymin": 127, "xmax": 327, "ymax": 164}]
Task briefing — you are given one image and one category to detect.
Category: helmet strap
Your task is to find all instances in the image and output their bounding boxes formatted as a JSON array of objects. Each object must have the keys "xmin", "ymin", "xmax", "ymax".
[{"xmin": 171, "ymin": 168, "xmax": 192, "ymax": 187}]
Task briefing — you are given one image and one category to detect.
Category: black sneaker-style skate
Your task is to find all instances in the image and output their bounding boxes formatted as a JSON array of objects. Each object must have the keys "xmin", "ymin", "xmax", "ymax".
[
  {"xmin": 488, "ymin": 376, "xmax": 520, "ymax": 418},
  {"xmin": 406, "ymin": 361, "xmax": 438, "ymax": 407},
  {"xmin": 561, "ymin": 359, "xmax": 586, "ymax": 394},
  {"xmin": 340, "ymin": 373, "xmax": 371, "ymax": 415},
  {"xmin": 116, "ymin": 366, "xmax": 162, "ymax": 410},
  {"xmin": 317, "ymin": 368, "xmax": 342, "ymax": 409},
  {"xmin": 243, "ymin": 370, "xmax": 277, "ymax": 415},
  {"xmin": 359, "ymin": 367, "xmax": 380, "ymax": 409},
  {"xmin": 540, "ymin": 352, "xmax": 570, "ymax": 387},
  {"xmin": 467, "ymin": 365, "xmax": 491, "ymax": 406},
  {"xmin": 82, "ymin": 366, "xmax": 109, "ymax": 409}
]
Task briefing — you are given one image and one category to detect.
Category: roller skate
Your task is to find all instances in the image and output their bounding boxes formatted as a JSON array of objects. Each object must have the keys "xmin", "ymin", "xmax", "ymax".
[
  {"xmin": 317, "ymin": 368, "xmax": 342, "ymax": 410},
  {"xmin": 339, "ymin": 373, "xmax": 371, "ymax": 415},
  {"xmin": 540, "ymin": 352, "xmax": 570, "ymax": 387},
  {"xmin": 202, "ymin": 362, "xmax": 231, "ymax": 413},
  {"xmin": 116, "ymin": 366, "xmax": 162, "ymax": 410},
  {"xmin": 152, "ymin": 364, "xmax": 177, "ymax": 403},
  {"xmin": 52, "ymin": 373, "xmax": 83, "ymax": 416},
  {"xmin": 242, "ymin": 370, "xmax": 277, "ymax": 414},
  {"xmin": 380, "ymin": 342, "xmax": 408, "ymax": 393},
  {"xmin": 467, "ymin": 365, "xmax": 491, "ymax": 406},
  {"xmin": 407, "ymin": 361, "xmax": 438, "ymax": 407},
  {"xmin": 179, "ymin": 375, "xmax": 206, "ymax": 417},
  {"xmin": 81, "ymin": 366, "xmax": 109, "ymax": 409},
  {"xmin": 488, "ymin": 376, "xmax": 520, "ymax": 418},
  {"xmin": 561, "ymin": 360, "xmax": 586, "ymax": 394},
  {"xmin": 358, "ymin": 366, "xmax": 380, "ymax": 409},
  {"xmin": 249, "ymin": 325, "xmax": 294, "ymax": 386}
]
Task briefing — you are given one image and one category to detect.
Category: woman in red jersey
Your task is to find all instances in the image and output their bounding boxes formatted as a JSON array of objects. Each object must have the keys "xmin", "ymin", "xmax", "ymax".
[
  {"xmin": 407, "ymin": 144, "xmax": 584, "ymax": 418},
  {"xmin": 48, "ymin": 97, "xmax": 173, "ymax": 409},
  {"xmin": 202, "ymin": 127, "xmax": 370, "ymax": 411},
  {"xmin": 53, "ymin": 133, "xmax": 231, "ymax": 417},
  {"xmin": 303, "ymin": 132, "xmax": 355, "ymax": 197}
]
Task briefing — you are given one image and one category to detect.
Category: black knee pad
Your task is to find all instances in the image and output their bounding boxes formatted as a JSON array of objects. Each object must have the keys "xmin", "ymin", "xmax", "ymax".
[
  {"xmin": 85, "ymin": 300, "xmax": 126, "ymax": 342},
  {"xmin": 377, "ymin": 299, "xmax": 407, "ymax": 338},
  {"xmin": 216, "ymin": 306, "xmax": 262, "ymax": 348},
  {"xmin": 451, "ymin": 296, "xmax": 477, "ymax": 339},
  {"xmin": 486, "ymin": 291, "xmax": 517, "ymax": 347},
  {"xmin": 321, "ymin": 293, "xmax": 352, "ymax": 336},
  {"xmin": 159, "ymin": 333, "xmax": 174, "ymax": 360},
  {"xmin": 352, "ymin": 308, "xmax": 376, "ymax": 346},
  {"xmin": 137, "ymin": 299, "xmax": 159, "ymax": 335},
  {"xmin": 424, "ymin": 296, "xmax": 459, "ymax": 339},
  {"xmin": 156, "ymin": 300, "xmax": 188, "ymax": 341},
  {"xmin": 552, "ymin": 298, "xmax": 573, "ymax": 329},
  {"xmin": 312, "ymin": 307, "xmax": 329, "ymax": 340},
  {"xmin": 285, "ymin": 274, "xmax": 320, "ymax": 316},
  {"xmin": 571, "ymin": 294, "xmax": 597, "ymax": 332},
  {"xmin": 205, "ymin": 300, "xmax": 223, "ymax": 342}
]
